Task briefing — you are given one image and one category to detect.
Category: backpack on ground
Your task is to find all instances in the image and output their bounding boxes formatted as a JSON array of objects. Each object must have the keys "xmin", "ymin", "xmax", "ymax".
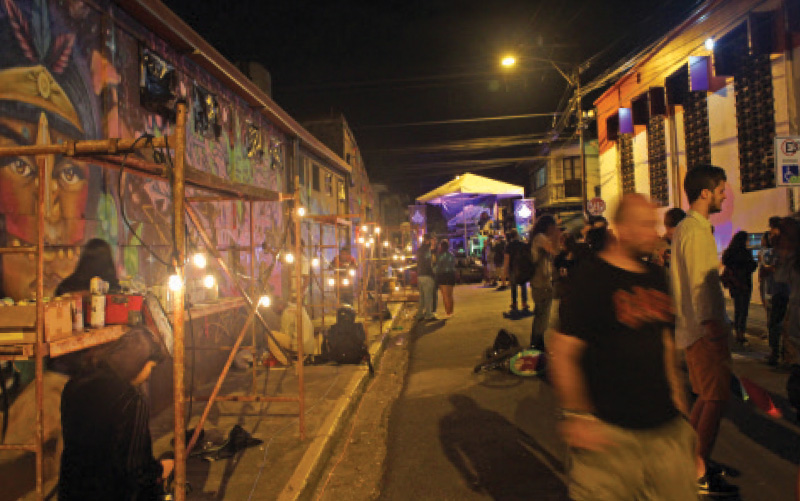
[{"xmin": 323, "ymin": 306, "xmax": 373, "ymax": 373}]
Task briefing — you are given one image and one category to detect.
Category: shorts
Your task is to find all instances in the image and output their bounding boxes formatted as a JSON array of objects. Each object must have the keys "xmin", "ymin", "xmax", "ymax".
[
  {"xmin": 435, "ymin": 272, "xmax": 456, "ymax": 286},
  {"xmin": 568, "ymin": 417, "xmax": 697, "ymax": 501},
  {"xmin": 685, "ymin": 333, "xmax": 732, "ymax": 401}
]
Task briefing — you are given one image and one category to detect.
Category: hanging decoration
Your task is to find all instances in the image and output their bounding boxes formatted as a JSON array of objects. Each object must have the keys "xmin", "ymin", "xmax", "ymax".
[
  {"xmin": 192, "ymin": 83, "xmax": 220, "ymax": 139},
  {"xmin": 139, "ymin": 46, "xmax": 176, "ymax": 119},
  {"xmin": 245, "ymin": 122, "xmax": 263, "ymax": 159}
]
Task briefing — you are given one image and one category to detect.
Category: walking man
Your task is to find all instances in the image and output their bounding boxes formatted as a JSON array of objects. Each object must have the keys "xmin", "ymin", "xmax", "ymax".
[
  {"xmin": 671, "ymin": 164, "xmax": 738, "ymax": 496},
  {"xmin": 551, "ymin": 193, "xmax": 696, "ymax": 500}
]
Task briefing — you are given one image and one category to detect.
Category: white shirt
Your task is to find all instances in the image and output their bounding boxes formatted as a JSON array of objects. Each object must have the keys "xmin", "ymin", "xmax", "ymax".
[
  {"xmin": 281, "ymin": 303, "xmax": 315, "ymax": 355},
  {"xmin": 670, "ymin": 210, "xmax": 729, "ymax": 349}
]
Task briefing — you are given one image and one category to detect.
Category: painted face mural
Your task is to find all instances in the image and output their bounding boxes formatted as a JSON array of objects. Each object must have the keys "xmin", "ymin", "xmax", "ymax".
[{"xmin": 0, "ymin": 0, "xmax": 97, "ymax": 299}]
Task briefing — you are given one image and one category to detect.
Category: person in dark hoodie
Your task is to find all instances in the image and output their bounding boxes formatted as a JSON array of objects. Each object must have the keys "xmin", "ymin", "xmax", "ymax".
[{"xmin": 58, "ymin": 326, "xmax": 171, "ymax": 500}]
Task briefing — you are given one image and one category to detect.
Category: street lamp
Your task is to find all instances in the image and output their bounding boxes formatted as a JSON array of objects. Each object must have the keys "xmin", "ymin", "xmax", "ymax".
[
  {"xmin": 501, "ymin": 55, "xmax": 516, "ymax": 68},
  {"xmin": 500, "ymin": 54, "xmax": 589, "ymax": 216}
]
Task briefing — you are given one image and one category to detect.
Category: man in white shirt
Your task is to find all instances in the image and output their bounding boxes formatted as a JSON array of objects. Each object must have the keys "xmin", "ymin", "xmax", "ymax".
[
  {"xmin": 670, "ymin": 164, "xmax": 738, "ymax": 497},
  {"xmin": 266, "ymin": 298, "xmax": 315, "ymax": 364}
]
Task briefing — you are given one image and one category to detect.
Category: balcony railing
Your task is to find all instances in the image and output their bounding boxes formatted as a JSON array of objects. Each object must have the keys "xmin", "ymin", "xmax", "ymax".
[{"xmin": 533, "ymin": 180, "xmax": 583, "ymax": 206}]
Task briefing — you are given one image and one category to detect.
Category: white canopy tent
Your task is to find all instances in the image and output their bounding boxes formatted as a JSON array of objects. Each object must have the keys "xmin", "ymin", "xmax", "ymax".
[{"xmin": 416, "ymin": 173, "xmax": 524, "ymax": 205}]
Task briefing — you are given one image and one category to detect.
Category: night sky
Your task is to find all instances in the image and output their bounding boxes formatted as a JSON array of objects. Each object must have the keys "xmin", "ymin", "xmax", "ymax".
[{"xmin": 162, "ymin": 0, "xmax": 702, "ymax": 197}]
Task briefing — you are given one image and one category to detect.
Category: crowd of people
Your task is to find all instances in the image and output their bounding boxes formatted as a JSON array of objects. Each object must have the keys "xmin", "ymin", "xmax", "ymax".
[{"xmin": 415, "ymin": 164, "xmax": 800, "ymax": 499}]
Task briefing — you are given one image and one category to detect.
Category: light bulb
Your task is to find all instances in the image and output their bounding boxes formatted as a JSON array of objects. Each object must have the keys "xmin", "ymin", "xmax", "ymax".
[
  {"xmin": 258, "ymin": 295, "xmax": 271, "ymax": 307},
  {"xmin": 395, "ymin": 286, "xmax": 400, "ymax": 291},
  {"xmin": 368, "ymin": 237, "xmax": 375, "ymax": 245},
  {"xmin": 704, "ymin": 37, "xmax": 714, "ymax": 51},
  {"xmin": 311, "ymin": 257, "xmax": 320, "ymax": 267},
  {"xmin": 357, "ymin": 237, "xmax": 365, "ymax": 244},
  {"xmin": 284, "ymin": 253, "xmax": 295, "ymax": 264},
  {"xmin": 342, "ymin": 278, "xmax": 350, "ymax": 286},
  {"xmin": 383, "ymin": 241, "xmax": 389, "ymax": 248},
  {"xmin": 361, "ymin": 225, "xmax": 368, "ymax": 232},
  {"xmin": 168, "ymin": 274, "xmax": 183, "ymax": 292},
  {"xmin": 203, "ymin": 275, "xmax": 215, "ymax": 289},
  {"xmin": 374, "ymin": 227, "xmax": 381, "ymax": 234},
  {"xmin": 418, "ymin": 236, "xmax": 423, "ymax": 243},
  {"xmin": 366, "ymin": 241, "xmax": 372, "ymax": 248},
  {"xmin": 296, "ymin": 206, "xmax": 306, "ymax": 217},
  {"xmin": 192, "ymin": 253, "xmax": 207, "ymax": 269},
  {"xmin": 348, "ymin": 268, "xmax": 356, "ymax": 277},
  {"xmin": 328, "ymin": 278, "xmax": 336, "ymax": 287}
]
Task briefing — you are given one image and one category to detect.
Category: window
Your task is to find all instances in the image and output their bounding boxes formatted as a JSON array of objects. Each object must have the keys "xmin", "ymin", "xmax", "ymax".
[
  {"xmin": 534, "ymin": 168, "xmax": 547, "ymax": 189},
  {"xmin": 338, "ymin": 180, "xmax": 347, "ymax": 201},
  {"xmin": 562, "ymin": 156, "xmax": 582, "ymax": 180},
  {"xmin": 312, "ymin": 164, "xmax": 320, "ymax": 191},
  {"xmin": 620, "ymin": 135, "xmax": 635, "ymax": 194},
  {"xmin": 325, "ymin": 173, "xmax": 333, "ymax": 196}
]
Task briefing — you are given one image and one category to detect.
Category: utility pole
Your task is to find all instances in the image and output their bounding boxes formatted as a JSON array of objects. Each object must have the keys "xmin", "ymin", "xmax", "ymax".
[{"xmin": 576, "ymin": 67, "xmax": 587, "ymax": 218}]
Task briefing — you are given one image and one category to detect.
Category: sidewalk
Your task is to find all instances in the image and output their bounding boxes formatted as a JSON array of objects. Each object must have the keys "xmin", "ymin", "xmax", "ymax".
[{"xmin": 149, "ymin": 302, "xmax": 410, "ymax": 501}]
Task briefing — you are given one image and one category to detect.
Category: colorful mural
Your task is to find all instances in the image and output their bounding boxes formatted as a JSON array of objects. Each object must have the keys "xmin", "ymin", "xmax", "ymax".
[{"xmin": 0, "ymin": 0, "xmax": 286, "ymax": 301}]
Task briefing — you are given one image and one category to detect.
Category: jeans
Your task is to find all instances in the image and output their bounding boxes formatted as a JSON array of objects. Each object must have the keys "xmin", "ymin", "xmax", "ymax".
[
  {"xmin": 769, "ymin": 291, "xmax": 789, "ymax": 356},
  {"xmin": 530, "ymin": 286, "xmax": 553, "ymax": 349},
  {"xmin": 731, "ymin": 286, "xmax": 751, "ymax": 335},
  {"xmin": 511, "ymin": 279, "xmax": 528, "ymax": 307},
  {"xmin": 416, "ymin": 275, "xmax": 436, "ymax": 319}
]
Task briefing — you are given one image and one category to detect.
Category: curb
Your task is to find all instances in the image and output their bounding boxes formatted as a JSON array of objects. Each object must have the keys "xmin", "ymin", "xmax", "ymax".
[{"xmin": 277, "ymin": 303, "xmax": 407, "ymax": 501}]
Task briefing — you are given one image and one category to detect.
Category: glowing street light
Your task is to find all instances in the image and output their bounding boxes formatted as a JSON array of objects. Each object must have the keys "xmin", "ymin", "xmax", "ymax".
[{"xmin": 501, "ymin": 55, "xmax": 516, "ymax": 68}]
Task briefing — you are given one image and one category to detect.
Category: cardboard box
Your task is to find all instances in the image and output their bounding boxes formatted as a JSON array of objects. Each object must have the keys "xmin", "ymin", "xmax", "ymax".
[{"xmin": 0, "ymin": 300, "xmax": 74, "ymax": 344}]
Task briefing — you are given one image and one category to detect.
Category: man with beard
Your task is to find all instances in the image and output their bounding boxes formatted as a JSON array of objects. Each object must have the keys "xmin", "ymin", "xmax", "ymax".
[
  {"xmin": 551, "ymin": 194, "xmax": 695, "ymax": 500},
  {"xmin": 671, "ymin": 164, "xmax": 738, "ymax": 496}
]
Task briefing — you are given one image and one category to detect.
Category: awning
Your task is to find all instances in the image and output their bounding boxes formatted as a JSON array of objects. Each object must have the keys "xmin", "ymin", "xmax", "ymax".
[{"xmin": 416, "ymin": 173, "xmax": 524, "ymax": 205}]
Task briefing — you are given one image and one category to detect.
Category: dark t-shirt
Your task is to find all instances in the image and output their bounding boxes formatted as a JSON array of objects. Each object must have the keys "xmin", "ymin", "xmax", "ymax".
[
  {"xmin": 505, "ymin": 239, "xmax": 526, "ymax": 270},
  {"xmin": 492, "ymin": 241, "xmax": 506, "ymax": 266},
  {"xmin": 417, "ymin": 247, "xmax": 434, "ymax": 277},
  {"xmin": 559, "ymin": 255, "xmax": 678, "ymax": 429}
]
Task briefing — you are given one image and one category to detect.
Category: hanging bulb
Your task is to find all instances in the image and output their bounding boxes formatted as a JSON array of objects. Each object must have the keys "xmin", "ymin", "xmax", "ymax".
[
  {"xmin": 284, "ymin": 253, "xmax": 295, "ymax": 264},
  {"xmin": 327, "ymin": 278, "xmax": 336, "ymax": 287},
  {"xmin": 348, "ymin": 268, "xmax": 356, "ymax": 277},
  {"xmin": 203, "ymin": 275, "xmax": 215, "ymax": 289},
  {"xmin": 168, "ymin": 274, "xmax": 183, "ymax": 292},
  {"xmin": 192, "ymin": 253, "xmax": 207, "ymax": 269},
  {"xmin": 258, "ymin": 295, "xmax": 271, "ymax": 307},
  {"xmin": 342, "ymin": 278, "xmax": 350, "ymax": 286},
  {"xmin": 311, "ymin": 257, "xmax": 320, "ymax": 267}
]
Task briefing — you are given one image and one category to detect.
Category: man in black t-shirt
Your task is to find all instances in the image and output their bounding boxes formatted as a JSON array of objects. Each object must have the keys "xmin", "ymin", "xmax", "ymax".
[{"xmin": 550, "ymin": 194, "xmax": 696, "ymax": 500}]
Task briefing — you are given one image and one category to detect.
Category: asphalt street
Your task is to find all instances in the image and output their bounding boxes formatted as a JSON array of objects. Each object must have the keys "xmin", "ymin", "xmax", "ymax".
[{"xmin": 379, "ymin": 283, "xmax": 800, "ymax": 500}]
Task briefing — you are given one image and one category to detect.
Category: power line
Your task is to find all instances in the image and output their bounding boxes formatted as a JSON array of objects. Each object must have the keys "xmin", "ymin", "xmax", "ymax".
[{"xmin": 354, "ymin": 112, "xmax": 562, "ymax": 130}]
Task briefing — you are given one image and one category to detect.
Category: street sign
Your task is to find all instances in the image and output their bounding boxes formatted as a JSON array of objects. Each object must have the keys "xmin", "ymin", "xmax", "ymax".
[
  {"xmin": 587, "ymin": 197, "xmax": 606, "ymax": 216},
  {"xmin": 776, "ymin": 137, "xmax": 800, "ymax": 186}
]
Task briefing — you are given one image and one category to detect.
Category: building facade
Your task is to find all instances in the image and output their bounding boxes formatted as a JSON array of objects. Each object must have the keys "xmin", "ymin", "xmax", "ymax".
[
  {"xmin": 530, "ymin": 140, "xmax": 600, "ymax": 229},
  {"xmin": 594, "ymin": 0, "xmax": 800, "ymax": 250}
]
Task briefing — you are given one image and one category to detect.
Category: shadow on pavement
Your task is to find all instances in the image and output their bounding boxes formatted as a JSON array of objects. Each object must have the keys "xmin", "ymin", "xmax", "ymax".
[{"xmin": 439, "ymin": 394, "xmax": 568, "ymax": 500}]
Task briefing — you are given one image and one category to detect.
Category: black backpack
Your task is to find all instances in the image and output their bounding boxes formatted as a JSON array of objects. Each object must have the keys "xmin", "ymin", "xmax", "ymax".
[{"xmin": 323, "ymin": 306, "xmax": 373, "ymax": 372}]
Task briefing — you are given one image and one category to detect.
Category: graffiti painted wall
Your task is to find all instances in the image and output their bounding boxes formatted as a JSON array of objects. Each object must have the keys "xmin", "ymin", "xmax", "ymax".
[{"xmin": 0, "ymin": 0, "xmax": 286, "ymax": 301}]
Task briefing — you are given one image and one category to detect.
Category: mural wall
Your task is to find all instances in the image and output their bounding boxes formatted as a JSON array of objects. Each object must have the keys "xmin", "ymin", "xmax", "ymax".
[{"xmin": 0, "ymin": 0, "xmax": 286, "ymax": 301}]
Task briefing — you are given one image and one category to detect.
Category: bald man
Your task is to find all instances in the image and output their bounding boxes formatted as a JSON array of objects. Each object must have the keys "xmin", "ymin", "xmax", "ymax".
[{"xmin": 550, "ymin": 194, "xmax": 696, "ymax": 500}]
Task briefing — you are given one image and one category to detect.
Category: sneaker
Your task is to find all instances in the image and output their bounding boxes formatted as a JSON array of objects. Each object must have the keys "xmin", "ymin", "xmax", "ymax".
[{"xmin": 697, "ymin": 473, "xmax": 739, "ymax": 497}]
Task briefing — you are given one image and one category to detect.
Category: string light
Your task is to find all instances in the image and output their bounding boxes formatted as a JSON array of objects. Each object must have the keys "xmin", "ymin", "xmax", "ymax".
[
  {"xmin": 383, "ymin": 241, "xmax": 389, "ymax": 248},
  {"xmin": 284, "ymin": 253, "xmax": 295, "ymax": 264},
  {"xmin": 168, "ymin": 274, "xmax": 183, "ymax": 292},
  {"xmin": 342, "ymin": 278, "xmax": 350, "ymax": 286},
  {"xmin": 311, "ymin": 257, "xmax": 320, "ymax": 267},
  {"xmin": 192, "ymin": 253, "xmax": 207, "ymax": 269},
  {"xmin": 348, "ymin": 269, "xmax": 356, "ymax": 277},
  {"xmin": 203, "ymin": 275, "xmax": 215, "ymax": 289},
  {"xmin": 358, "ymin": 236, "xmax": 365, "ymax": 244},
  {"xmin": 296, "ymin": 206, "xmax": 306, "ymax": 217},
  {"xmin": 328, "ymin": 278, "xmax": 336, "ymax": 287},
  {"xmin": 361, "ymin": 225, "xmax": 368, "ymax": 232},
  {"xmin": 374, "ymin": 227, "xmax": 381, "ymax": 234},
  {"xmin": 258, "ymin": 295, "xmax": 271, "ymax": 307}
]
